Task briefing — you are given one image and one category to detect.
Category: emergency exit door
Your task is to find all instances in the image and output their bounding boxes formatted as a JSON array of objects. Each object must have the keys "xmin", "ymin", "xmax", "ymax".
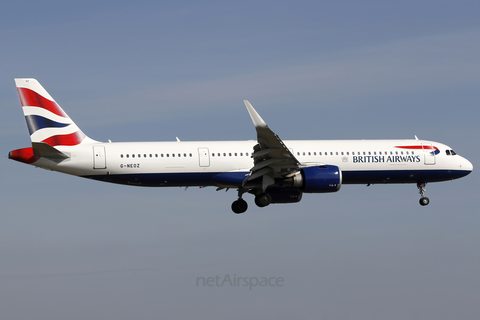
[{"xmin": 198, "ymin": 147, "xmax": 210, "ymax": 167}]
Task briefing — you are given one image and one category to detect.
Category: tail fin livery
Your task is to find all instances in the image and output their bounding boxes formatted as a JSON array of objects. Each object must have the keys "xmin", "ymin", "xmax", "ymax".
[{"xmin": 15, "ymin": 78, "xmax": 97, "ymax": 146}]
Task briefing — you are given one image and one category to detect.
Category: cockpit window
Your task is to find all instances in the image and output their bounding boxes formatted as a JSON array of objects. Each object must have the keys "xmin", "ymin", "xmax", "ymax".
[
  {"xmin": 450, "ymin": 150, "xmax": 457, "ymax": 155},
  {"xmin": 446, "ymin": 150, "xmax": 451, "ymax": 155}
]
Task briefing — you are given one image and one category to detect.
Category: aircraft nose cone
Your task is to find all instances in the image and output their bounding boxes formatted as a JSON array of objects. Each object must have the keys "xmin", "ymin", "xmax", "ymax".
[{"xmin": 460, "ymin": 156, "xmax": 473, "ymax": 174}]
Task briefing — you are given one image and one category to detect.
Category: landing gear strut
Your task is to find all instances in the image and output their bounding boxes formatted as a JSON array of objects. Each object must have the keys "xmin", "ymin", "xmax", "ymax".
[{"xmin": 417, "ymin": 182, "xmax": 430, "ymax": 206}]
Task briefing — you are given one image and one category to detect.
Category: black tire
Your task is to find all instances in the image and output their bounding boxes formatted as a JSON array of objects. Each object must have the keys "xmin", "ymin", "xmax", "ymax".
[
  {"xmin": 419, "ymin": 197, "xmax": 430, "ymax": 206},
  {"xmin": 232, "ymin": 199, "xmax": 248, "ymax": 214},
  {"xmin": 254, "ymin": 193, "xmax": 272, "ymax": 207}
]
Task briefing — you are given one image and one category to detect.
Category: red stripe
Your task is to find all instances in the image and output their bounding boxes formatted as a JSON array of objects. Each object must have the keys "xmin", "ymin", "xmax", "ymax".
[
  {"xmin": 17, "ymin": 87, "xmax": 67, "ymax": 118},
  {"xmin": 41, "ymin": 131, "xmax": 86, "ymax": 146},
  {"xmin": 396, "ymin": 145, "xmax": 437, "ymax": 150},
  {"xmin": 8, "ymin": 147, "xmax": 40, "ymax": 164}
]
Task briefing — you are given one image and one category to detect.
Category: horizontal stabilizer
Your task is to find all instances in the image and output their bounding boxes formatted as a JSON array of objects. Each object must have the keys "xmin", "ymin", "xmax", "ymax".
[{"xmin": 32, "ymin": 142, "xmax": 69, "ymax": 160}]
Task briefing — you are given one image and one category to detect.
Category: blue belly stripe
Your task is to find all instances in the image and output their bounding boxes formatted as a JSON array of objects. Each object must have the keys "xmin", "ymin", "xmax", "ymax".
[{"xmin": 82, "ymin": 169, "xmax": 471, "ymax": 187}]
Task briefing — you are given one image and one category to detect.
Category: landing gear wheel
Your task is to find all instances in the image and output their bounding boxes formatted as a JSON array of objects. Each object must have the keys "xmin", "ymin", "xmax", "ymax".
[
  {"xmin": 419, "ymin": 197, "xmax": 430, "ymax": 206},
  {"xmin": 232, "ymin": 199, "xmax": 248, "ymax": 214},
  {"xmin": 254, "ymin": 193, "xmax": 272, "ymax": 207}
]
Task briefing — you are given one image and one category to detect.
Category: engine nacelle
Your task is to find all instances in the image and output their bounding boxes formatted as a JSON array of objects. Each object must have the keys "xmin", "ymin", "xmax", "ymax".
[{"xmin": 291, "ymin": 165, "xmax": 342, "ymax": 193}]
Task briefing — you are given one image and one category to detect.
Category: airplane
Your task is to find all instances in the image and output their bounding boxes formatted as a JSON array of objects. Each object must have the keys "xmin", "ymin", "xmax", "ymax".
[{"xmin": 9, "ymin": 78, "xmax": 473, "ymax": 213}]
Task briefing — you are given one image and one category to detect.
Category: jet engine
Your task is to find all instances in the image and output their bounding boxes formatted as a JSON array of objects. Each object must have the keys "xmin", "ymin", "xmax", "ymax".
[{"xmin": 289, "ymin": 165, "xmax": 342, "ymax": 193}]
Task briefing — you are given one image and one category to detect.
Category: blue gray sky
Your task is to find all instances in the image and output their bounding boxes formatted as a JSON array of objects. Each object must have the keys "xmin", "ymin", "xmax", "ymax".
[{"xmin": 1, "ymin": 1, "xmax": 479, "ymax": 319}]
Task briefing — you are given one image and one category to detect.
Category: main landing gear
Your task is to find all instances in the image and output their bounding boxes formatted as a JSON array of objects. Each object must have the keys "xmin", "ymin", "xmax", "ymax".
[
  {"xmin": 417, "ymin": 182, "xmax": 430, "ymax": 206},
  {"xmin": 231, "ymin": 198, "xmax": 248, "ymax": 214},
  {"xmin": 254, "ymin": 192, "xmax": 271, "ymax": 208},
  {"xmin": 231, "ymin": 188, "xmax": 249, "ymax": 214},
  {"xmin": 231, "ymin": 189, "xmax": 273, "ymax": 214}
]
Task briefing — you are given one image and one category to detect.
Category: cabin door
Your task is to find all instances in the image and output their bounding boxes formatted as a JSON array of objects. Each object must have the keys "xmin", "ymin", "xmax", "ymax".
[
  {"xmin": 422, "ymin": 143, "xmax": 436, "ymax": 165},
  {"xmin": 93, "ymin": 146, "xmax": 106, "ymax": 169}
]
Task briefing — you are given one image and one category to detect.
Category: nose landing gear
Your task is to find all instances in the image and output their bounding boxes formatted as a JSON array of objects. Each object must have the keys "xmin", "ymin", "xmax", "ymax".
[{"xmin": 417, "ymin": 183, "xmax": 430, "ymax": 206}]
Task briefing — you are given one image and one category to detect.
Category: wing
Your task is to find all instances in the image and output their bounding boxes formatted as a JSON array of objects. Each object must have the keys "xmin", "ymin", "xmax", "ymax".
[{"xmin": 243, "ymin": 100, "xmax": 301, "ymax": 190}]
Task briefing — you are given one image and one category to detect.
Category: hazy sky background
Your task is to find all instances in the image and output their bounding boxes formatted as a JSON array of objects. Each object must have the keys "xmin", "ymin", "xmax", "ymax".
[{"xmin": 1, "ymin": 1, "xmax": 479, "ymax": 319}]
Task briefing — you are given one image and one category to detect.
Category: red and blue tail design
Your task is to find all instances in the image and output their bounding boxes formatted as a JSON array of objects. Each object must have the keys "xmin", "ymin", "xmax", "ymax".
[{"xmin": 15, "ymin": 78, "xmax": 96, "ymax": 147}]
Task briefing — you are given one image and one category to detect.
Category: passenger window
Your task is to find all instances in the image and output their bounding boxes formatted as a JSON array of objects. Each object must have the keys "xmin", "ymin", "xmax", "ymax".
[
  {"xmin": 121, "ymin": 154, "xmax": 123, "ymax": 158},
  {"xmin": 132, "ymin": 154, "xmax": 135, "ymax": 158},
  {"xmin": 155, "ymin": 154, "xmax": 158, "ymax": 157},
  {"xmin": 126, "ymin": 154, "xmax": 129, "ymax": 158}
]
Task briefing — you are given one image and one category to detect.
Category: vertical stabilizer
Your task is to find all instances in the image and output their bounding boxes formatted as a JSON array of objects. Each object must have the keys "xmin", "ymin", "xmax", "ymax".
[{"xmin": 15, "ymin": 78, "xmax": 98, "ymax": 146}]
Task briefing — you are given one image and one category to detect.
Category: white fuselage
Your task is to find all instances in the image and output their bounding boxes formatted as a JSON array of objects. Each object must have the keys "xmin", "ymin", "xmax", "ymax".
[{"xmin": 37, "ymin": 139, "xmax": 472, "ymax": 188}]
